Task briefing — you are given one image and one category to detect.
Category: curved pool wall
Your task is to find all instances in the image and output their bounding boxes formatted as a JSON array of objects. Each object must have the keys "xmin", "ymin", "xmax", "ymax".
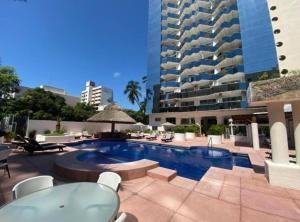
[{"xmin": 71, "ymin": 140, "xmax": 252, "ymax": 180}]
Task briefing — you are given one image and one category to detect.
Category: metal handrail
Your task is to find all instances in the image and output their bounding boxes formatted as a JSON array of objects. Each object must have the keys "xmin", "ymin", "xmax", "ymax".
[{"xmin": 208, "ymin": 137, "xmax": 213, "ymax": 148}]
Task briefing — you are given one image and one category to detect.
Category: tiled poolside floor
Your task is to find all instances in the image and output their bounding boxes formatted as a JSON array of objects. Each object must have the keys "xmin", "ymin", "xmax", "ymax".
[{"xmin": 1, "ymin": 142, "xmax": 300, "ymax": 222}]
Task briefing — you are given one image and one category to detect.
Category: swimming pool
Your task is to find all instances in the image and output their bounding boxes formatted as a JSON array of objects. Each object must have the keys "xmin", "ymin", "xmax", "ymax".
[{"xmin": 71, "ymin": 140, "xmax": 252, "ymax": 180}]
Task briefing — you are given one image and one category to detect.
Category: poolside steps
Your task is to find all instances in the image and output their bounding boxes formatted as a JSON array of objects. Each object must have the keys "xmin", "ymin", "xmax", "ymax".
[
  {"xmin": 147, "ymin": 167, "xmax": 177, "ymax": 182},
  {"xmin": 232, "ymin": 166, "xmax": 255, "ymax": 177}
]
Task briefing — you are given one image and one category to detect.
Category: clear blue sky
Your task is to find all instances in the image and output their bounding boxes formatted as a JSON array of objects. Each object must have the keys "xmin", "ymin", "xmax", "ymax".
[{"xmin": 0, "ymin": 0, "xmax": 149, "ymax": 110}]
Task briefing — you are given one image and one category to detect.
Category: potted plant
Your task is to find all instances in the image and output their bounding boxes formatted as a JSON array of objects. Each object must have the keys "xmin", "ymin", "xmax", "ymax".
[
  {"xmin": 185, "ymin": 124, "xmax": 200, "ymax": 140},
  {"xmin": 207, "ymin": 124, "xmax": 225, "ymax": 145},
  {"xmin": 173, "ymin": 125, "xmax": 186, "ymax": 142},
  {"xmin": 4, "ymin": 131, "xmax": 16, "ymax": 143}
]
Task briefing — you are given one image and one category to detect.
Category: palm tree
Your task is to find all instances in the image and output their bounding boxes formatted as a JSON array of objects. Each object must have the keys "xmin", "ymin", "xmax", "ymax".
[
  {"xmin": 124, "ymin": 81, "xmax": 142, "ymax": 109},
  {"xmin": 142, "ymin": 76, "xmax": 148, "ymax": 84}
]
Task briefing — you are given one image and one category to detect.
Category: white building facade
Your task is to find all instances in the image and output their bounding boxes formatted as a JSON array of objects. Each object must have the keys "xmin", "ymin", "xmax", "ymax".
[{"xmin": 81, "ymin": 81, "xmax": 113, "ymax": 111}]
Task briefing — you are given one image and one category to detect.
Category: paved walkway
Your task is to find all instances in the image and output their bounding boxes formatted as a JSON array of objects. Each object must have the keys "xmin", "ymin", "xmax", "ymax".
[{"xmin": 1, "ymin": 142, "xmax": 300, "ymax": 222}]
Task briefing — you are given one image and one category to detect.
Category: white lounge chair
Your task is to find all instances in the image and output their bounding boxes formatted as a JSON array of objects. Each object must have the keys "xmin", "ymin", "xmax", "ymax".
[
  {"xmin": 115, "ymin": 212, "xmax": 127, "ymax": 222},
  {"xmin": 97, "ymin": 172, "xmax": 122, "ymax": 192},
  {"xmin": 0, "ymin": 145, "xmax": 12, "ymax": 178},
  {"xmin": 146, "ymin": 133, "xmax": 158, "ymax": 141},
  {"xmin": 161, "ymin": 133, "xmax": 174, "ymax": 142},
  {"xmin": 12, "ymin": 175, "xmax": 54, "ymax": 199}
]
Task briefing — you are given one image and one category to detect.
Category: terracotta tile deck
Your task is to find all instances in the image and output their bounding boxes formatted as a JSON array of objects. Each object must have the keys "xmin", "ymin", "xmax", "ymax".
[{"xmin": 1, "ymin": 142, "xmax": 300, "ymax": 222}]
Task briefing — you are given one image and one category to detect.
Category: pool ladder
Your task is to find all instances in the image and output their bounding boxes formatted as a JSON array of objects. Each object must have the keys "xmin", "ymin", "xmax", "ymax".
[{"xmin": 208, "ymin": 137, "xmax": 213, "ymax": 149}]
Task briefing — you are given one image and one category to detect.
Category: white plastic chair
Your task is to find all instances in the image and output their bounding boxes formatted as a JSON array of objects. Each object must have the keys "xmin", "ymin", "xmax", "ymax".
[
  {"xmin": 97, "ymin": 172, "xmax": 121, "ymax": 192},
  {"xmin": 115, "ymin": 212, "xmax": 127, "ymax": 222},
  {"xmin": 12, "ymin": 175, "xmax": 54, "ymax": 199}
]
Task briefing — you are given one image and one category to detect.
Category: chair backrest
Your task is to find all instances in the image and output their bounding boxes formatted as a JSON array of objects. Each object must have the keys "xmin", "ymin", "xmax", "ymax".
[
  {"xmin": 0, "ymin": 146, "xmax": 11, "ymax": 161},
  {"xmin": 167, "ymin": 133, "xmax": 173, "ymax": 139},
  {"xmin": 82, "ymin": 131, "xmax": 89, "ymax": 136},
  {"xmin": 115, "ymin": 213, "xmax": 127, "ymax": 222},
  {"xmin": 97, "ymin": 172, "xmax": 122, "ymax": 192},
  {"xmin": 12, "ymin": 175, "xmax": 54, "ymax": 199}
]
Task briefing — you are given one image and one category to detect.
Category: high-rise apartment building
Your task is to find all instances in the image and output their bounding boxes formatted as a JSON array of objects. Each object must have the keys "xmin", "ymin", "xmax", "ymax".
[
  {"xmin": 81, "ymin": 81, "xmax": 113, "ymax": 111},
  {"xmin": 146, "ymin": 0, "xmax": 293, "ymax": 131}
]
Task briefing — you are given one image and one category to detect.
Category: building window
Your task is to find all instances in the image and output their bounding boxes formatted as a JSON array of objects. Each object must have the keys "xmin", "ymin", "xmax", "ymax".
[
  {"xmin": 166, "ymin": 118, "xmax": 176, "ymax": 124},
  {"xmin": 155, "ymin": 118, "xmax": 161, "ymax": 122},
  {"xmin": 281, "ymin": 69, "xmax": 288, "ymax": 75},
  {"xmin": 272, "ymin": 17, "xmax": 278, "ymax": 22},
  {"xmin": 276, "ymin": 42, "xmax": 283, "ymax": 47},
  {"xmin": 181, "ymin": 118, "xmax": 195, "ymax": 125},
  {"xmin": 274, "ymin": 29, "xmax": 281, "ymax": 34},
  {"xmin": 279, "ymin": 55, "xmax": 286, "ymax": 61},
  {"xmin": 181, "ymin": 101, "xmax": 194, "ymax": 107},
  {"xmin": 270, "ymin": 6, "xmax": 277, "ymax": 11}
]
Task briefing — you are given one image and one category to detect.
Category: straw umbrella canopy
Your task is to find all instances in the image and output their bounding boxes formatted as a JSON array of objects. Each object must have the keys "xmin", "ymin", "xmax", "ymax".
[
  {"xmin": 88, "ymin": 103, "xmax": 136, "ymax": 132},
  {"xmin": 134, "ymin": 122, "xmax": 146, "ymax": 132},
  {"xmin": 161, "ymin": 122, "xmax": 175, "ymax": 131}
]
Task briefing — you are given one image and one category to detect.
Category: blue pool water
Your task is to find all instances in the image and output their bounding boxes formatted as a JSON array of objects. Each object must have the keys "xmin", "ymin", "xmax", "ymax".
[{"xmin": 72, "ymin": 140, "xmax": 252, "ymax": 180}]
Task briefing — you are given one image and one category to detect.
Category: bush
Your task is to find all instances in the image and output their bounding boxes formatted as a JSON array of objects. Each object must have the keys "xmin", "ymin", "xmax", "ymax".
[
  {"xmin": 4, "ymin": 131, "xmax": 16, "ymax": 141},
  {"xmin": 173, "ymin": 125, "xmax": 185, "ymax": 134},
  {"xmin": 185, "ymin": 124, "xmax": 200, "ymax": 133},
  {"xmin": 143, "ymin": 129, "xmax": 152, "ymax": 134},
  {"xmin": 208, "ymin": 124, "xmax": 225, "ymax": 135},
  {"xmin": 43, "ymin": 129, "xmax": 51, "ymax": 135}
]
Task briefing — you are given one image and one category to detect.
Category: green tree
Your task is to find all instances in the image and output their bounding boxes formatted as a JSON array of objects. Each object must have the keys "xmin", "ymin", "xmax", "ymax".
[
  {"xmin": 61, "ymin": 103, "xmax": 96, "ymax": 121},
  {"xmin": 0, "ymin": 66, "xmax": 20, "ymax": 119},
  {"xmin": 9, "ymin": 88, "xmax": 66, "ymax": 120},
  {"xmin": 124, "ymin": 109, "xmax": 148, "ymax": 125},
  {"xmin": 124, "ymin": 81, "xmax": 142, "ymax": 109}
]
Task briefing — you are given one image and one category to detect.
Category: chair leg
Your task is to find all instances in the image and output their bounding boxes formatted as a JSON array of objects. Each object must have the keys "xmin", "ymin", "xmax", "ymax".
[{"xmin": 5, "ymin": 165, "xmax": 10, "ymax": 178}]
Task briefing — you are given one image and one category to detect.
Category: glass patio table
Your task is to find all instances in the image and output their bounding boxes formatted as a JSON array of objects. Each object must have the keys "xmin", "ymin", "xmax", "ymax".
[{"xmin": 0, "ymin": 182, "xmax": 120, "ymax": 222}]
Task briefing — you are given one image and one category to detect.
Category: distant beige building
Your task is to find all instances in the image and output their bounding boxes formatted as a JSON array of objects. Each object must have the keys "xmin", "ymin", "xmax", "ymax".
[
  {"xmin": 40, "ymin": 85, "xmax": 80, "ymax": 106},
  {"xmin": 81, "ymin": 81, "xmax": 113, "ymax": 111}
]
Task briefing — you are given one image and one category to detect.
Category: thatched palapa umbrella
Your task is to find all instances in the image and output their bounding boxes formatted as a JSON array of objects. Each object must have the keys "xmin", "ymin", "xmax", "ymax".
[{"xmin": 87, "ymin": 103, "xmax": 136, "ymax": 132}]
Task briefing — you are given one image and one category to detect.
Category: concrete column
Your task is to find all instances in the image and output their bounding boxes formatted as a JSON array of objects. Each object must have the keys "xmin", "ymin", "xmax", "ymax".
[
  {"xmin": 175, "ymin": 118, "xmax": 181, "ymax": 125},
  {"xmin": 251, "ymin": 123, "xmax": 260, "ymax": 150},
  {"xmin": 267, "ymin": 103, "xmax": 290, "ymax": 164},
  {"xmin": 292, "ymin": 101, "xmax": 300, "ymax": 165},
  {"xmin": 195, "ymin": 117, "xmax": 202, "ymax": 136},
  {"xmin": 216, "ymin": 116, "xmax": 224, "ymax": 124},
  {"xmin": 251, "ymin": 116, "xmax": 260, "ymax": 150}
]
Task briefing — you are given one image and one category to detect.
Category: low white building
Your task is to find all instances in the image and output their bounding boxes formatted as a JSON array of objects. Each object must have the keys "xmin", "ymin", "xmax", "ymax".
[{"xmin": 81, "ymin": 81, "xmax": 113, "ymax": 111}]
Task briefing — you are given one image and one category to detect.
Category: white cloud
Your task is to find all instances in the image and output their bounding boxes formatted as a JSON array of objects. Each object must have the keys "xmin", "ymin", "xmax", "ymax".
[{"xmin": 113, "ymin": 72, "xmax": 121, "ymax": 78}]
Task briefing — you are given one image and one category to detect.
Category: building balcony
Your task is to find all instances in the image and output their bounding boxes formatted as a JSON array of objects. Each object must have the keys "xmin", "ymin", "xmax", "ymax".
[
  {"xmin": 181, "ymin": 45, "xmax": 215, "ymax": 57},
  {"xmin": 161, "ymin": 69, "xmax": 180, "ymax": 75},
  {"xmin": 161, "ymin": 57, "xmax": 180, "ymax": 64},
  {"xmin": 181, "ymin": 73, "xmax": 221, "ymax": 84},
  {"xmin": 182, "ymin": 31, "xmax": 213, "ymax": 44},
  {"xmin": 159, "ymin": 100, "xmax": 247, "ymax": 113},
  {"xmin": 213, "ymin": 4, "xmax": 238, "ymax": 24},
  {"xmin": 223, "ymin": 48, "xmax": 242, "ymax": 58},
  {"xmin": 213, "ymin": 18, "xmax": 240, "ymax": 37},
  {"xmin": 160, "ymin": 82, "xmax": 248, "ymax": 100},
  {"xmin": 180, "ymin": 6, "xmax": 211, "ymax": 20},
  {"xmin": 161, "ymin": 81, "xmax": 179, "ymax": 88},
  {"xmin": 161, "ymin": 45, "xmax": 178, "ymax": 52},
  {"xmin": 162, "ymin": 34, "xmax": 180, "ymax": 41},
  {"xmin": 181, "ymin": 59, "xmax": 217, "ymax": 70}
]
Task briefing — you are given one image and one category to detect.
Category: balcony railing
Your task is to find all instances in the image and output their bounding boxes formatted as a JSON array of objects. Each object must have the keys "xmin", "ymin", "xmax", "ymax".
[
  {"xmin": 181, "ymin": 59, "xmax": 217, "ymax": 70},
  {"xmin": 160, "ymin": 82, "xmax": 248, "ymax": 100},
  {"xmin": 161, "ymin": 69, "xmax": 180, "ymax": 75},
  {"xmin": 159, "ymin": 101, "xmax": 247, "ymax": 112},
  {"xmin": 161, "ymin": 57, "xmax": 180, "ymax": 64},
  {"xmin": 181, "ymin": 73, "xmax": 222, "ymax": 84},
  {"xmin": 161, "ymin": 81, "xmax": 179, "ymax": 88}
]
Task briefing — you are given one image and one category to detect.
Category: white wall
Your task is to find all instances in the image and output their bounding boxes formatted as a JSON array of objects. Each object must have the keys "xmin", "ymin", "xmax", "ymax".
[
  {"xmin": 28, "ymin": 120, "xmax": 137, "ymax": 134},
  {"xmin": 267, "ymin": 0, "xmax": 300, "ymax": 75}
]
